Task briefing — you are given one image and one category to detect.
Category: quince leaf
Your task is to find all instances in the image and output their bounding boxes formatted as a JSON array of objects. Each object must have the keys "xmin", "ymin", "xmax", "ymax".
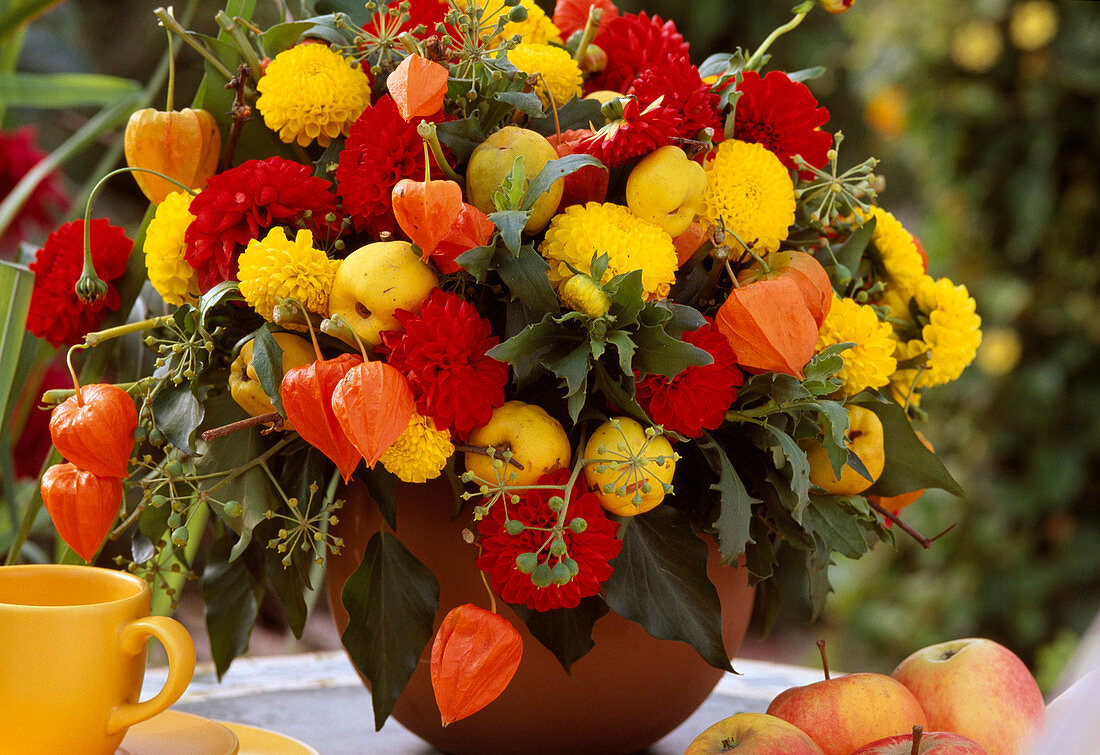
[
  {"xmin": 492, "ymin": 155, "xmax": 527, "ymax": 211},
  {"xmin": 605, "ymin": 506, "xmax": 734, "ymax": 673},
  {"xmin": 488, "ymin": 211, "xmax": 529, "ymax": 256},
  {"xmin": 520, "ymin": 153, "xmax": 605, "ymax": 213},
  {"xmin": 435, "ymin": 116, "xmax": 487, "ymax": 163},
  {"xmin": 859, "ymin": 399, "xmax": 964, "ymax": 496},
  {"xmin": 492, "ymin": 89, "xmax": 544, "ymax": 118},
  {"xmin": 510, "ymin": 596, "xmax": 609, "ymax": 674},
  {"xmin": 528, "ymin": 96, "xmax": 603, "ymax": 134},
  {"xmin": 633, "ymin": 302, "xmax": 712, "ymax": 379},
  {"xmin": 495, "ymin": 243, "xmax": 562, "ymax": 316},
  {"xmin": 699, "ymin": 432, "xmax": 760, "ymax": 566},
  {"xmin": 341, "ymin": 531, "xmax": 439, "ymax": 731},
  {"xmin": 251, "ymin": 324, "xmax": 285, "ymax": 417},
  {"xmin": 751, "ymin": 423, "xmax": 811, "ymax": 523}
]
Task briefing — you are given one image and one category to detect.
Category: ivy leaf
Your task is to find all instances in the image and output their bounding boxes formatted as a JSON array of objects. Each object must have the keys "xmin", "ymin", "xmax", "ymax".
[
  {"xmin": 511, "ymin": 596, "xmax": 609, "ymax": 673},
  {"xmin": 492, "ymin": 90, "xmax": 544, "ymax": 117},
  {"xmin": 251, "ymin": 324, "xmax": 285, "ymax": 417},
  {"xmin": 202, "ymin": 534, "xmax": 263, "ymax": 679},
  {"xmin": 859, "ymin": 400, "xmax": 964, "ymax": 496},
  {"xmin": 495, "ymin": 244, "xmax": 562, "ymax": 315},
  {"xmin": 699, "ymin": 433, "xmax": 759, "ymax": 565},
  {"xmin": 520, "ymin": 154, "xmax": 606, "ymax": 213},
  {"xmin": 528, "ymin": 97, "xmax": 602, "ymax": 134},
  {"xmin": 360, "ymin": 465, "xmax": 398, "ymax": 531},
  {"xmin": 198, "ymin": 281, "xmax": 241, "ymax": 324},
  {"xmin": 341, "ymin": 531, "xmax": 439, "ymax": 730},
  {"xmin": 151, "ymin": 383, "xmax": 205, "ymax": 455},
  {"xmin": 604, "ymin": 507, "xmax": 733, "ymax": 672},
  {"xmin": 488, "ymin": 210, "xmax": 529, "ymax": 256}
]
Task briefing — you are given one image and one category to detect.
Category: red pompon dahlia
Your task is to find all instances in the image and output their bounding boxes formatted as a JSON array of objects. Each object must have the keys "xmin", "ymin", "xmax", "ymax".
[
  {"xmin": 629, "ymin": 54, "xmax": 721, "ymax": 143},
  {"xmin": 552, "ymin": 0, "xmax": 619, "ymax": 40},
  {"xmin": 0, "ymin": 127, "xmax": 67, "ymax": 249},
  {"xmin": 335, "ymin": 95, "xmax": 448, "ymax": 238},
  {"xmin": 634, "ymin": 321, "xmax": 743, "ymax": 438},
  {"xmin": 184, "ymin": 157, "xmax": 341, "ymax": 291},
  {"xmin": 585, "ymin": 11, "xmax": 689, "ymax": 94},
  {"xmin": 575, "ymin": 96, "xmax": 679, "ymax": 168},
  {"xmin": 26, "ymin": 219, "xmax": 132, "ymax": 347},
  {"xmin": 477, "ymin": 469, "xmax": 623, "ymax": 611},
  {"xmin": 379, "ymin": 289, "xmax": 507, "ymax": 439},
  {"xmin": 733, "ymin": 71, "xmax": 832, "ymax": 177}
]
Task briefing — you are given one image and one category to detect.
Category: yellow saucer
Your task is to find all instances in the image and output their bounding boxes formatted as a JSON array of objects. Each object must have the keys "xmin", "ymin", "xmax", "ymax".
[
  {"xmin": 117, "ymin": 710, "xmax": 239, "ymax": 754},
  {"xmin": 216, "ymin": 720, "xmax": 321, "ymax": 754}
]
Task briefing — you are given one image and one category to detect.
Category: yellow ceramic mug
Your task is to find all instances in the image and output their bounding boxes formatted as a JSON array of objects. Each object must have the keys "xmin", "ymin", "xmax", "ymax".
[{"xmin": 0, "ymin": 564, "xmax": 196, "ymax": 754}]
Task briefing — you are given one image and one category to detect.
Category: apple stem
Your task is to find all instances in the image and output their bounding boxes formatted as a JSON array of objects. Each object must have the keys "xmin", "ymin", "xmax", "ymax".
[
  {"xmin": 910, "ymin": 725, "xmax": 923, "ymax": 755},
  {"xmin": 816, "ymin": 639, "xmax": 830, "ymax": 680}
]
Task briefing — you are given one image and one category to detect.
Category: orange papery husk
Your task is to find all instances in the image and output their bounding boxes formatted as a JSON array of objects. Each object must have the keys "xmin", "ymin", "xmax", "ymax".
[
  {"xmin": 430, "ymin": 603, "xmax": 524, "ymax": 727},
  {"xmin": 387, "ymin": 54, "xmax": 450, "ymax": 121},
  {"xmin": 123, "ymin": 107, "xmax": 221, "ymax": 204},
  {"xmin": 715, "ymin": 276, "xmax": 820, "ymax": 380},
  {"xmin": 331, "ymin": 361, "xmax": 415, "ymax": 468},
  {"xmin": 49, "ymin": 383, "xmax": 138, "ymax": 479},
  {"xmin": 432, "ymin": 202, "xmax": 496, "ymax": 274},
  {"xmin": 672, "ymin": 221, "xmax": 708, "ymax": 267},
  {"xmin": 392, "ymin": 178, "xmax": 464, "ymax": 260},
  {"xmin": 737, "ymin": 250, "xmax": 833, "ymax": 327},
  {"xmin": 40, "ymin": 463, "xmax": 123, "ymax": 562},
  {"xmin": 281, "ymin": 354, "xmax": 363, "ymax": 482}
]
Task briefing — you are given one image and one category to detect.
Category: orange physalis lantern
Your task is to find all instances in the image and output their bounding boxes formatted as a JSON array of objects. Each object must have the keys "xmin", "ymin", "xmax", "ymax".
[
  {"xmin": 49, "ymin": 383, "xmax": 137, "ymax": 479},
  {"xmin": 433, "ymin": 203, "xmax": 496, "ymax": 274},
  {"xmin": 392, "ymin": 178, "xmax": 464, "ymax": 261},
  {"xmin": 40, "ymin": 463, "xmax": 123, "ymax": 562},
  {"xmin": 331, "ymin": 361, "xmax": 415, "ymax": 468},
  {"xmin": 123, "ymin": 108, "xmax": 221, "ymax": 204},
  {"xmin": 430, "ymin": 603, "xmax": 523, "ymax": 727},
  {"xmin": 387, "ymin": 54, "xmax": 449, "ymax": 121},
  {"xmin": 281, "ymin": 354, "xmax": 363, "ymax": 481},
  {"xmin": 715, "ymin": 276, "xmax": 820, "ymax": 379},
  {"xmin": 737, "ymin": 251, "xmax": 834, "ymax": 327}
]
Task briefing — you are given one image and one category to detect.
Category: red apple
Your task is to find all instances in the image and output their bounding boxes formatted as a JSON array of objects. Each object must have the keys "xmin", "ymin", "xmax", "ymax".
[
  {"xmin": 851, "ymin": 725, "xmax": 989, "ymax": 754},
  {"xmin": 684, "ymin": 712, "xmax": 825, "ymax": 754},
  {"xmin": 891, "ymin": 638, "xmax": 1045, "ymax": 755},
  {"xmin": 766, "ymin": 642, "xmax": 928, "ymax": 755}
]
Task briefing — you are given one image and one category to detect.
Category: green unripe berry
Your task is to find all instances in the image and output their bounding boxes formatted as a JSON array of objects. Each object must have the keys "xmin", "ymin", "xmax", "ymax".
[
  {"xmin": 515, "ymin": 552, "xmax": 538, "ymax": 573},
  {"xmin": 164, "ymin": 460, "xmax": 183, "ymax": 477},
  {"xmin": 148, "ymin": 429, "xmax": 165, "ymax": 446},
  {"xmin": 167, "ymin": 512, "xmax": 183, "ymax": 529},
  {"xmin": 151, "ymin": 494, "xmax": 168, "ymax": 508},
  {"xmin": 569, "ymin": 517, "xmax": 587, "ymax": 533},
  {"xmin": 549, "ymin": 537, "xmax": 567, "ymax": 557},
  {"xmin": 224, "ymin": 501, "xmax": 243, "ymax": 518},
  {"xmin": 563, "ymin": 557, "xmax": 580, "ymax": 577},
  {"xmin": 531, "ymin": 562, "xmax": 552, "ymax": 587},
  {"xmin": 548, "ymin": 495, "xmax": 565, "ymax": 513},
  {"xmin": 504, "ymin": 519, "xmax": 525, "ymax": 535},
  {"xmin": 551, "ymin": 562, "xmax": 571, "ymax": 585},
  {"xmin": 170, "ymin": 527, "xmax": 188, "ymax": 547}
]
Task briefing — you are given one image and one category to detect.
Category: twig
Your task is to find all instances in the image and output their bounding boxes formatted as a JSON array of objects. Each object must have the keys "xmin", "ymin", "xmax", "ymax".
[
  {"xmin": 453, "ymin": 443, "xmax": 525, "ymax": 470},
  {"xmin": 201, "ymin": 412, "xmax": 281, "ymax": 442},
  {"xmin": 867, "ymin": 499, "xmax": 955, "ymax": 549},
  {"xmin": 220, "ymin": 64, "xmax": 253, "ymax": 172}
]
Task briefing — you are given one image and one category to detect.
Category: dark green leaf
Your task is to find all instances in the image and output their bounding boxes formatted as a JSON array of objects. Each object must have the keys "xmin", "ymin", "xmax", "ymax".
[
  {"xmin": 528, "ymin": 97, "xmax": 603, "ymax": 134},
  {"xmin": 520, "ymin": 154, "xmax": 606, "ymax": 213},
  {"xmin": 545, "ymin": 342, "xmax": 591, "ymax": 422},
  {"xmin": 699, "ymin": 434, "xmax": 759, "ymax": 565},
  {"xmin": 496, "ymin": 244, "xmax": 562, "ymax": 315},
  {"xmin": 744, "ymin": 515, "xmax": 776, "ymax": 583},
  {"xmin": 360, "ymin": 466, "xmax": 398, "ymax": 530},
  {"xmin": 0, "ymin": 72, "xmax": 141, "ymax": 109},
  {"xmin": 604, "ymin": 507, "xmax": 733, "ymax": 672},
  {"xmin": 198, "ymin": 281, "xmax": 242, "ymax": 323},
  {"xmin": 787, "ymin": 66, "xmax": 827, "ymax": 82},
  {"xmin": 593, "ymin": 363, "xmax": 648, "ymax": 423},
  {"xmin": 493, "ymin": 90, "xmax": 544, "ymax": 117},
  {"xmin": 151, "ymin": 384, "xmax": 205, "ymax": 455},
  {"xmin": 755, "ymin": 424, "xmax": 811, "ymax": 522},
  {"xmin": 633, "ymin": 306, "xmax": 712, "ymax": 378},
  {"xmin": 859, "ymin": 400, "xmax": 964, "ymax": 496},
  {"xmin": 511, "ymin": 596, "xmax": 608, "ymax": 673},
  {"xmin": 664, "ymin": 302, "xmax": 707, "ymax": 338},
  {"xmin": 489, "ymin": 210, "xmax": 529, "ymax": 255},
  {"xmin": 436, "ymin": 117, "xmax": 487, "ymax": 164},
  {"xmin": 265, "ymin": 551, "xmax": 309, "ymax": 639},
  {"xmin": 835, "ymin": 215, "xmax": 875, "ymax": 276},
  {"xmin": 604, "ymin": 329, "xmax": 636, "ymax": 379},
  {"xmin": 805, "ymin": 536, "xmax": 833, "ymax": 618},
  {"xmin": 341, "ymin": 531, "xmax": 439, "ymax": 730},
  {"xmin": 203, "ymin": 534, "xmax": 263, "ymax": 679},
  {"xmin": 488, "ymin": 314, "xmax": 579, "ymax": 367},
  {"xmin": 454, "ymin": 244, "xmax": 495, "ymax": 281},
  {"xmin": 258, "ymin": 20, "xmax": 317, "ymax": 54},
  {"xmin": 251, "ymin": 325, "xmax": 285, "ymax": 417},
  {"xmin": 803, "ymin": 496, "xmax": 870, "ymax": 560},
  {"xmin": 805, "ymin": 400, "xmax": 850, "ymax": 478}
]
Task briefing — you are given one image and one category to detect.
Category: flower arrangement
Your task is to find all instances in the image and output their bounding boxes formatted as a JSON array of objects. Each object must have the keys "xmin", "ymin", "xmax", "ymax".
[{"xmin": 8, "ymin": 0, "xmax": 982, "ymax": 731}]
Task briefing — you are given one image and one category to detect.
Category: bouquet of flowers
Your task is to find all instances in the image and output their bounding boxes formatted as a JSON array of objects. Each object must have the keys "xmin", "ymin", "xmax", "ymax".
[{"xmin": 7, "ymin": 0, "xmax": 982, "ymax": 731}]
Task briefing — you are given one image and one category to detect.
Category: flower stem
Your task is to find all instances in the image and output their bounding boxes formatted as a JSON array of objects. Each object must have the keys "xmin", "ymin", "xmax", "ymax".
[
  {"xmin": 744, "ymin": 5, "xmax": 811, "ymax": 72},
  {"xmin": 83, "ymin": 315, "xmax": 173, "ymax": 347},
  {"xmin": 418, "ymin": 121, "xmax": 463, "ymax": 183},
  {"xmin": 155, "ymin": 6, "xmax": 235, "ymax": 82},
  {"xmin": 214, "ymin": 11, "xmax": 264, "ymax": 77},
  {"xmin": 165, "ymin": 19, "xmax": 176, "ymax": 111},
  {"xmin": 572, "ymin": 5, "xmax": 603, "ymax": 65},
  {"xmin": 65, "ymin": 345, "xmax": 87, "ymax": 406}
]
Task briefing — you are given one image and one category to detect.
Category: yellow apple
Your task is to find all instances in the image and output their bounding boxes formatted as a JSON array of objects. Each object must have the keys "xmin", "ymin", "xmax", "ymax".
[
  {"xmin": 463, "ymin": 401, "xmax": 571, "ymax": 487},
  {"xmin": 465, "ymin": 126, "xmax": 563, "ymax": 233},
  {"xmin": 801, "ymin": 404, "xmax": 885, "ymax": 496},
  {"xmin": 625, "ymin": 145, "xmax": 707, "ymax": 238},
  {"xmin": 327, "ymin": 241, "xmax": 438, "ymax": 349},
  {"xmin": 229, "ymin": 332, "xmax": 316, "ymax": 428},
  {"xmin": 685, "ymin": 712, "xmax": 825, "ymax": 754},
  {"xmin": 583, "ymin": 417, "xmax": 675, "ymax": 516}
]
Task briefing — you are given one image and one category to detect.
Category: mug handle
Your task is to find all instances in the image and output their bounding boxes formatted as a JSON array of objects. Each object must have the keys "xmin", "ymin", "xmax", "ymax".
[{"xmin": 106, "ymin": 616, "xmax": 196, "ymax": 734}]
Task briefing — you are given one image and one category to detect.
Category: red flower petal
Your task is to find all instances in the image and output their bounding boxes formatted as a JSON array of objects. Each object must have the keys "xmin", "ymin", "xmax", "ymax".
[{"xmin": 733, "ymin": 71, "xmax": 832, "ymax": 178}]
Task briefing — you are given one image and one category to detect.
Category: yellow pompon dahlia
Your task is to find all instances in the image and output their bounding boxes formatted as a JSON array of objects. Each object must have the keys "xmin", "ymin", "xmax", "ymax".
[
  {"xmin": 891, "ymin": 275, "xmax": 983, "ymax": 391},
  {"xmin": 703, "ymin": 139, "xmax": 795, "ymax": 255},
  {"xmin": 257, "ymin": 43, "xmax": 371, "ymax": 148},
  {"xmin": 379, "ymin": 413, "xmax": 455, "ymax": 483},
  {"xmin": 816, "ymin": 295, "xmax": 897, "ymax": 396},
  {"xmin": 858, "ymin": 206, "xmax": 925, "ymax": 294},
  {"xmin": 144, "ymin": 190, "xmax": 199, "ymax": 306},
  {"xmin": 540, "ymin": 202, "xmax": 677, "ymax": 301},
  {"xmin": 479, "ymin": 0, "xmax": 563, "ymax": 45},
  {"xmin": 237, "ymin": 227, "xmax": 336, "ymax": 320},
  {"xmin": 507, "ymin": 43, "xmax": 583, "ymax": 109}
]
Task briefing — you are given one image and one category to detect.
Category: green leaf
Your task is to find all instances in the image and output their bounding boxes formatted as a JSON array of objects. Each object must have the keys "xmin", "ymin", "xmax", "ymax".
[
  {"xmin": 360, "ymin": 466, "xmax": 398, "ymax": 531},
  {"xmin": 604, "ymin": 329, "xmax": 636, "ymax": 379},
  {"xmin": 436, "ymin": 116, "xmax": 488, "ymax": 164},
  {"xmin": 493, "ymin": 90, "xmax": 544, "ymax": 117},
  {"xmin": 0, "ymin": 72, "xmax": 141, "ymax": 109},
  {"xmin": 341, "ymin": 531, "xmax": 439, "ymax": 730},
  {"xmin": 511, "ymin": 596, "xmax": 609, "ymax": 673},
  {"xmin": 805, "ymin": 399, "xmax": 851, "ymax": 478},
  {"xmin": 803, "ymin": 496, "xmax": 871, "ymax": 560},
  {"xmin": 0, "ymin": 261, "xmax": 33, "ymax": 424},
  {"xmin": 0, "ymin": 0, "xmax": 62, "ymax": 41},
  {"xmin": 834, "ymin": 215, "xmax": 875, "ymax": 277},
  {"xmin": 805, "ymin": 536, "xmax": 833, "ymax": 618},
  {"xmin": 755, "ymin": 424, "xmax": 811, "ymax": 522},
  {"xmin": 151, "ymin": 384, "xmax": 205, "ymax": 455},
  {"xmin": 488, "ymin": 210, "xmax": 529, "ymax": 255},
  {"xmin": 488, "ymin": 314, "xmax": 579, "ymax": 368},
  {"xmin": 604, "ymin": 507, "xmax": 733, "ymax": 672},
  {"xmin": 251, "ymin": 325, "xmax": 285, "ymax": 418},
  {"xmin": 528, "ymin": 97, "xmax": 603, "ymax": 134},
  {"xmin": 198, "ymin": 281, "xmax": 242, "ymax": 323},
  {"xmin": 699, "ymin": 433, "xmax": 759, "ymax": 565},
  {"xmin": 259, "ymin": 21, "xmax": 317, "ymax": 54},
  {"xmin": 520, "ymin": 154, "xmax": 606, "ymax": 213},
  {"xmin": 787, "ymin": 66, "xmax": 827, "ymax": 83},
  {"xmin": 606, "ymin": 269, "xmax": 645, "ymax": 326},
  {"xmin": 664, "ymin": 302, "xmax": 707, "ymax": 338},
  {"xmin": 495, "ymin": 244, "xmax": 562, "ymax": 316},
  {"xmin": 859, "ymin": 400, "xmax": 964, "ymax": 496},
  {"xmin": 492, "ymin": 155, "xmax": 528, "ymax": 211},
  {"xmin": 454, "ymin": 244, "xmax": 495, "ymax": 281},
  {"xmin": 202, "ymin": 534, "xmax": 263, "ymax": 679},
  {"xmin": 633, "ymin": 303, "xmax": 712, "ymax": 378}
]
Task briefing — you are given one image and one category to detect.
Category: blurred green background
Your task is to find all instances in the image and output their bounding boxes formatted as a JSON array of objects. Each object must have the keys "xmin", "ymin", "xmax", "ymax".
[{"xmin": 4, "ymin": 0, "xmax": 1098, "ymax": 691}]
